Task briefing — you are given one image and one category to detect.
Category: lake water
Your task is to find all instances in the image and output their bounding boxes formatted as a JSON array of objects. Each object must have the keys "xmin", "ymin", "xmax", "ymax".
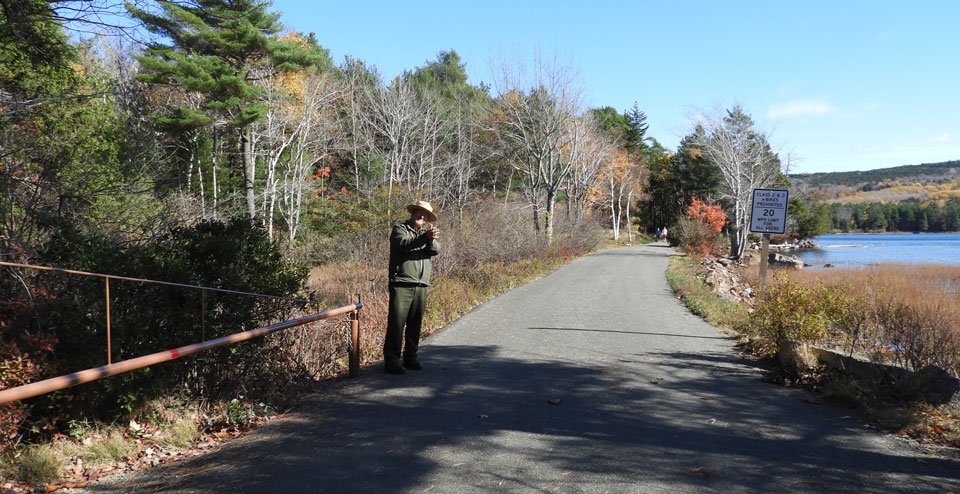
[{"xmin": 793, "ymin": 233, "xmax": 960, "ymax": 268}]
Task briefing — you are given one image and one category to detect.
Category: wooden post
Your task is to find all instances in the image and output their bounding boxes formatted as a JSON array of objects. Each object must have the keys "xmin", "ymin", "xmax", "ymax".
[
  {"xmin": 201, "ymin": 289, "xmax": 206, "ymax": 341},
  {"xmin": 105, "ymin": 277, "xmax": 112, "ymax": 365},
  {"xmin": 349, "ymin": 310, "xmax": 360, "ymax": 377},
  {"xmin": 759, "ymin": 233, "xmax": 771, "ymax": 286},
  {"xmin": 349, "ymin": 293, "xmax": 360, "ymax": 377}
]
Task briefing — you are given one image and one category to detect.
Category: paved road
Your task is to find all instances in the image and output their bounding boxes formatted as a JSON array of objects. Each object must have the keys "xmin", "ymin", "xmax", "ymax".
[{"xmin": 84, "ymin": 245, "xmax": 960, "ymax": 493}]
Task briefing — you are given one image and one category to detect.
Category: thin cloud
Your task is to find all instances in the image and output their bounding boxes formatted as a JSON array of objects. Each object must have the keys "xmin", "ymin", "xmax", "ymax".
[
  {"xmin": 767, "ymin": 99, "xmax": 837, "ymax": 119},
  {"xmin": 930, "ymin": 133, "xmax": 951, "ymax": 143}
]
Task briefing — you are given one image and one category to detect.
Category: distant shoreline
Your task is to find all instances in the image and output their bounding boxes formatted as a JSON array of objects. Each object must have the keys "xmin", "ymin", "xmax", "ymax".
[{"xmin": 823, "ymin": 231, "xmax": 960, "ymax": 235}]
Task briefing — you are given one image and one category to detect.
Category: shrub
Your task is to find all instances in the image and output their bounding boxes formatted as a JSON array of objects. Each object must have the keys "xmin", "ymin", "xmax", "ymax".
[
  {"xmin": 3, "ymin": 218, "xmax": 306, "ymax": 446},
  {"xmin": 671, "ymin": 198, "xmax": 728, "ymax": 256},
  {"xmin": 748, "ymin": 275, "xmax": 833, "ymax": 356},
  {"xmin": 0, "ymin": 306, "xmax": 57, "ymax": 452},
  {"xmin": 874, "ymin": 301, "xmax": 960, "ymax": 376}
]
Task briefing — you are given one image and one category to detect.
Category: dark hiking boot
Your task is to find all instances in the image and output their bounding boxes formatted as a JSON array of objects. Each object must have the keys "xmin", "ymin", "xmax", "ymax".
[
  {"xmin": 384, "ymin": 361, "xmax": 406, "ymax": 374},
  {"xmin": 403, "ymin": 360, "xmax": 423, "ymax": 371}
]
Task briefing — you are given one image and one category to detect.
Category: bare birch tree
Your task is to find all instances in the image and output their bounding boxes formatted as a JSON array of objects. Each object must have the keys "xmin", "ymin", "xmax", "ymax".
[
  {"xmin": 254, "ymin": 68, "xmax": 341, "ymax": 241},
  {"xmin": 568, "ymin": 116, "xmax": 616, "ymax": 221},
  {"xmin": 492, "ymin": 52, "xmax": 586, "ymax": 241},
  {"xmin": 692, "ymin": 106, "xmax": 781, "ymax": 259},
  {"xmin": 337, "ymin": 57, "xmax": 379, "ymax": 199},
  {"xmin": 436, "ymin": 95, "xmax": 489, "ymax": 224}
]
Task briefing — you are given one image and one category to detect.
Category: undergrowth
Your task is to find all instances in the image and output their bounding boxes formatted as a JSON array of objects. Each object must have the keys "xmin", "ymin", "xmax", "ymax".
[{"xmin": 665, "ymin": 255, "xmax": 749, "ymax": 332}]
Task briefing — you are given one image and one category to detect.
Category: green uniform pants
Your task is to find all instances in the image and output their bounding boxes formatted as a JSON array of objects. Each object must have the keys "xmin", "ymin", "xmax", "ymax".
[{"xmin": 383, "ymin": 284, "xmax": 428, "ymax": 364}]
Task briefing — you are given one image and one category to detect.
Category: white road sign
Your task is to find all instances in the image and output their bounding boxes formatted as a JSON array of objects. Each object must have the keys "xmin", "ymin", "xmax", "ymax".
[{"xmin": 749, "ymin": 188, "xmax": 789, "ymax": 234}]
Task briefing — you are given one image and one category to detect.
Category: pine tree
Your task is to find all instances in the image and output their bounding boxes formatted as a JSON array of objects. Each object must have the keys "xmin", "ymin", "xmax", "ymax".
[
  {"xmin": 128, "ymin": 0, "xmax": 326, "ymax": 220},
  {"xmin": 623, "ymin": 102, "xmax": 648, "ymax": 152}
]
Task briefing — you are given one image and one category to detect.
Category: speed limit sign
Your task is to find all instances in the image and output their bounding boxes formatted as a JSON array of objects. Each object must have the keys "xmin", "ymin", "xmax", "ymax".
[{"xmin": 749, "ymin": 189, "xmax": 789, "ymax": 234}]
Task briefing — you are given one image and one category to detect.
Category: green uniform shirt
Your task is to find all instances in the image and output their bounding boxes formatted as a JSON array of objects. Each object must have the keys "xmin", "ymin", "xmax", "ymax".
[{"xmin": 389, "ymin": 221, "xmax": 441, "ymax": 286}]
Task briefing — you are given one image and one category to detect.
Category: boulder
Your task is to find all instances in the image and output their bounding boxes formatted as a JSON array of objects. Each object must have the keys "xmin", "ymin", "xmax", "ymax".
[
  {"xmin": 898, "ymin": 365, "xmax": 960, "ymax": 407},
  {"xmin": 767, "ymin": 238, "xmax": 818, "ymax": 251},
  {"xmin": 812, "ymin": 347, "xmax": 960, "ymax": 412},
  {"xmin": 769, "ymin": 252, "xmax": 804, "ymax": 270},
  {"xmin": 698, "ymin": 257, "xmax": 754, "ymax": 304}
]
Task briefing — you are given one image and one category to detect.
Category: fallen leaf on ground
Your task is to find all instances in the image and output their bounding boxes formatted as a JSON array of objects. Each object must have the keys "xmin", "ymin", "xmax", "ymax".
[
  {"xmin": 547, "ymin": 399, "xmax": 561, "ymax": 405},
  {"xmin": 687, "ymin": 466, "xmax": 721, "ymax": 477},
  {"xmin": 43, "ymin": 482, "xmax": 87, "ymax": 492},
  {"xmin": 700, "ymin": 397, "xmax": 712, "ymax": 401}
]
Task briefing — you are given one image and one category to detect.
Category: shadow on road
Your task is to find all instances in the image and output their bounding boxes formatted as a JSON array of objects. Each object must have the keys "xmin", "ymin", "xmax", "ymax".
[
  {"xmin": 529, "ymin": 326, "xmax": 730, "ymax": 340},
  {"xmin": 94, "ymin": 345, "xmax": 960, "ymax": 493}
]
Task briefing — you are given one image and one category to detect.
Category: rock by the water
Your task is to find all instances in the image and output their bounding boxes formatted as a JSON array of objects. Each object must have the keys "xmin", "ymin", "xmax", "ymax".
[
  {"xmin": 756, "ymin": 238, "xmax": 819, "ymax": 251},
  {"xmin": 768, "ymin": 252, "xmax": 804, "ymax": 270}
]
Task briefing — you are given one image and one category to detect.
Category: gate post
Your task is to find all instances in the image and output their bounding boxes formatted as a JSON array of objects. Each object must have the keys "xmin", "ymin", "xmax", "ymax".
[{"xmin": 349, "ymin": 298, "xmax": 360, "ymax": 377}]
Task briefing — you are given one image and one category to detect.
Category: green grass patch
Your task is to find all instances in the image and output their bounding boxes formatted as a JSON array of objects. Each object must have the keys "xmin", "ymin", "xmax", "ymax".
[
  {"xmin": 61, "ymin": 431, "xmax": 139, "ymax": 466},
  {"xmin": 13, "ymin": 444, "xmax": 64, "ymax": 485},
  {"xmin": 155, "ymin": 418, "xmax": 200, "ymax": 450}
]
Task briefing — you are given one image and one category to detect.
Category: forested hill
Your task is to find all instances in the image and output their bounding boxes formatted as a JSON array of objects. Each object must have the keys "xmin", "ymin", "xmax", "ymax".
[{"xmin": 791, "ymin": 160, "xmax": 960, "ymax": 188}]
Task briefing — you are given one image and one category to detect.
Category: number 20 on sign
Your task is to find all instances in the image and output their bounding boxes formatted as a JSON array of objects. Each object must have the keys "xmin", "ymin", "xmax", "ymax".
[{"xmin": 749, "ymin": 188, "xmax": 789, "ymax": 234}]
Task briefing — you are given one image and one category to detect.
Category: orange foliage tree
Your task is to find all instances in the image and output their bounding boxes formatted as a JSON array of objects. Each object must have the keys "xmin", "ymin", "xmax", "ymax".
[
  {"xmin": 686, "ymin": 197, "xmax": 727, "ymax": 233},
  {"xmin": 679, "ymin": 197, "xmax": 728, "ymax": 256}
]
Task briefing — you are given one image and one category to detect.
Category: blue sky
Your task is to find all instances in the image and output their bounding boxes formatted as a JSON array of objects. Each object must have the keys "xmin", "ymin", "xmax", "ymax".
[{"xmin": 275, "ymin": 1, "xmax": 959, "ymax": 174}]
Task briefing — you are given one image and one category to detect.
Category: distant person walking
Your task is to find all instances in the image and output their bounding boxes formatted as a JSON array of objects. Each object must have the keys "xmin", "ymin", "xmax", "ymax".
[
  {"xmin": 659, "ymin": 226, "xmax": 668, "ymax": 243},
  {"xmin": 384, "ymin": 201, "xmax": 441, "ymax": 374}
]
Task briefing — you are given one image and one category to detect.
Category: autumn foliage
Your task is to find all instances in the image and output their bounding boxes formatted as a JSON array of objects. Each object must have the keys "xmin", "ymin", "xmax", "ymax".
[
  {"xmin": 675, "ymin": 197, "xmax": 728, "ymax": 256},
  {"xmin": 686, "ymin": 198, "xmax": 727, "ymax": 233}
]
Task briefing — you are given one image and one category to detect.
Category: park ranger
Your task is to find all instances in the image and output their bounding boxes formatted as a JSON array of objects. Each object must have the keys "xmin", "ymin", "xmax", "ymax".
[{"xmin": 383, "ymin": 201, "xmax": 441, "ymax": 374}]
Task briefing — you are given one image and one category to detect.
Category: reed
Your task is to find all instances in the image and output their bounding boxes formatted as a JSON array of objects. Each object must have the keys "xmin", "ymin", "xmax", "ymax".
[{"xmin": 785, "ymin": 264, "xmax": 960, "ymax": 375}]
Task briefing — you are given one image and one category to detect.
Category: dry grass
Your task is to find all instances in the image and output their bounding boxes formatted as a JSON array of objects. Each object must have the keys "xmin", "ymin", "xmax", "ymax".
[
  {"xmin": 7, "ymin": 444, "xmax": 64, "ymax": 485},
  {"xmin": 783, "ymin": 263, "xmax": 960, "ymax": 375},
  {"xmin": 788, "ymin": 264, "xmax": 960, "ymax": 322},
  {"xmin": 666, "ymin": 256, "xmax": 750, "ymax": 332}
]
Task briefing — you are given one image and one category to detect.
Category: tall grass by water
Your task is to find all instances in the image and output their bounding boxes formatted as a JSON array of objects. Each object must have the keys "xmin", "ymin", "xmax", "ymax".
[{"xmin": 785, "ymin": 264, "xmax": 960, "ymax": 376}]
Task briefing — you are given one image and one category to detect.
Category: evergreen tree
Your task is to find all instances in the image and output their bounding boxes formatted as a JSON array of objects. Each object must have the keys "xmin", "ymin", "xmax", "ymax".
[
  {"xmin": 591, "ymin": 102, "xmax": 648, "ymax": 153},
  {"xmin": 635, "ymin": 140, "xmax": 681, "ymax": 232},
  {"xmin": 127, "ymin": 0, "xmax": 326, "ymax": 220},
  {"xmin": 623, "ymin": 102, "xmax": 649, "ymax": 153},
  {"xmin": 674, "ymin": 129, "xmax": 722, "ymax": 202}
]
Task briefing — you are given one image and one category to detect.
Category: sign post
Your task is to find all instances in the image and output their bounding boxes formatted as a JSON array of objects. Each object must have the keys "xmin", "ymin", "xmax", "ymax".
[{"xmin": 749, "ymin": 188, "xmax": 789, "ymax": 285}]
